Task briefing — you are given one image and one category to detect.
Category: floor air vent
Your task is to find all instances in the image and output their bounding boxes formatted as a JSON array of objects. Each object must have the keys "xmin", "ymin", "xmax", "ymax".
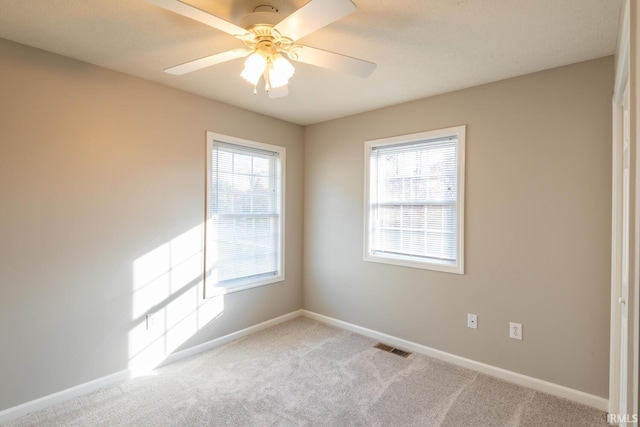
[{"xmin": 374, "ymin": 343, "xmax": 412, "ymax": 358}]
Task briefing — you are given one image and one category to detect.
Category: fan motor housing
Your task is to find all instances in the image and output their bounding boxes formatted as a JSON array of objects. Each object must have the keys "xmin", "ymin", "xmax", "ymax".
[
  {"xmin": 239, "ymin": 8, "xmax": 292, "ymax": 51},
  {"xmin": 240, "ymin": 10, "xmax": 283, "ymax": 30}
]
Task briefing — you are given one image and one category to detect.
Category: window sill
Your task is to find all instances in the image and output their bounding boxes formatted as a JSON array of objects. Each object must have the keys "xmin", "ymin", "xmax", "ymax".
[
  {"xmin": 364, "ymin": 253, "xmax": 463, "ymax": 275},
  {"xmin": 204, "ymin": 274, "xmax": 285, "ymax": 298}
]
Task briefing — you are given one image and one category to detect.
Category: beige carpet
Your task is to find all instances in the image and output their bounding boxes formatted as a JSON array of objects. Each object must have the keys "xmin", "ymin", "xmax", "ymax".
[{"xmin": 5, "ymin": 317, "xmax": 609, "ymax": 426}]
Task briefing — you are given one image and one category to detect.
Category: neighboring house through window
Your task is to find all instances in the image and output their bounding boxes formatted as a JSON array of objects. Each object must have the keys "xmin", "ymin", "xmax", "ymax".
[{"xmin": 364, "ymin": 125, "xmax": 465, "ymax": 274}]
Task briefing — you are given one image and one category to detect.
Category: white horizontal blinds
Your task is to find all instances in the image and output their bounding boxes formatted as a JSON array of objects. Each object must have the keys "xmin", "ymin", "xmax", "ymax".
[
  {"xmin": 371, "ymin": 137, "xmax": 458, "ymax": 262},
  {"xmin": 209, "ymin": 141, "xmax": 280, "ymax": 284}
]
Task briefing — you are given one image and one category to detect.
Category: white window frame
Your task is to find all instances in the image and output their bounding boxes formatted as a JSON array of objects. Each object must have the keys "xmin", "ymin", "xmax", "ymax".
[
  {"xmin": 204, "ymin": 131, "xmax": 285, "ymax": 297},
  {"xmin": 364, "ymin": 125, "xmax": 465, "ymax": 274}
]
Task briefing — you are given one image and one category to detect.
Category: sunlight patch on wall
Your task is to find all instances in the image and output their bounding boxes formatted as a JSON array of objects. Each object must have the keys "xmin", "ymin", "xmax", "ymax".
[{"xmin": 128, "ymin": 224, "xmax": 224, "ymax": 373}]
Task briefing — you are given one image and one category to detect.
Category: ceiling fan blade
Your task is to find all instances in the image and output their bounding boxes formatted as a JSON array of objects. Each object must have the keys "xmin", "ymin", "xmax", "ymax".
[
  {"xmin": 148, "ymin": 0, "xmax": 252, "ymax": 38},
  {"xmin": 268, "ymin": 85, "xmax": 289, "ymax": 98},
  {"xmin": 273, "ymin": 0, "xmax": 356, "ymax": 42},
  {"xmin": 165, "ymin": 49, "xmax": 251, "ymax": 75},
  {"xmin": 288, "ymin": 46, "xmax": 376, "ymax": 78}
]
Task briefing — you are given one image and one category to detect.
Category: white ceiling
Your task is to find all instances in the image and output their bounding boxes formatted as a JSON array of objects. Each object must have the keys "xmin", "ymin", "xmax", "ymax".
[{"xmin": 0, "ymin": 0, "xmax": 622, "ymax": 125}]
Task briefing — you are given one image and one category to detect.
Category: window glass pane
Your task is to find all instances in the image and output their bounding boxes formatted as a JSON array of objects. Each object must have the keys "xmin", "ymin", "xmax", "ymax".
[
  {"xmin": 217, "ymin": 150, "xmax": 233, "ymax": 173},
  {"xmin": 233, "ymin": 153, "xmax": 252, "ymax": 175},
  {"xmin": 377, "ymin": 205, "xmax": 401, "ymax": 228},
  {"xmin": 402, "ymin": 205, "xmax": 424, "ymax": 230},
  {"xmin": 253, "ymin": 156, "xmax": 270, "ymax": 177}
]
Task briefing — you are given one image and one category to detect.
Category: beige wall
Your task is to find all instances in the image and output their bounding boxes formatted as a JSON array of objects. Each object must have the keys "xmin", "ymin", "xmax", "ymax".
[
  {"xmin": 304, "ymin": 57, "xmax": 614, "ymax": 397},
  {"xmin": 0, "ymin": 38, "xmax": 304, "ymax": 410}
]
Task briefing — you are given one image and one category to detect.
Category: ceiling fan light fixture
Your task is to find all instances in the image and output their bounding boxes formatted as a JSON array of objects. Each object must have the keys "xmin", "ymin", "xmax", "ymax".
[
  {"xmin": 241, "ymin": 49, "xmax": 295, "ymax": 94},
  {"xmin": 268, "ymin": 54, "xmax": 295, "ymax": 89},
  {"xmin": 240, "ymin": 52, "xmax": 267, "ymax": 86},
  {"xmin": 151, "ymin": 0, "xmax": 377, "ymax": 98}
]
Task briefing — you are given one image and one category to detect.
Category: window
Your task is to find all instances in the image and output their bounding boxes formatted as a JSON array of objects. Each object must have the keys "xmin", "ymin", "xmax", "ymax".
[
  {"xmin": 364, "ymin": 126, "xmax": 465, "ymax": 274},
  {"xmin": 205, "ymin": 132, "xmax": 285, "ymax": 296}
]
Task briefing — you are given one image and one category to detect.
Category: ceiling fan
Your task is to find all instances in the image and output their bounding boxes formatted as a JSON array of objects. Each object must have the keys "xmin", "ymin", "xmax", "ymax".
[{"xmin": 148, "ymin": 0, "xmax": 376, "ymax": 98}]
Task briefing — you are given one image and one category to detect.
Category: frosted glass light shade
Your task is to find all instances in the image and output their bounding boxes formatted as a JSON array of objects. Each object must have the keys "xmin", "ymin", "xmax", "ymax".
[
  {"xmin": 268, "ymin": 54, "xmax": 295, "ymax": 89},
  {"xmin": 241, "ymin": 53, "xmax": 267, "ymax": 86}
]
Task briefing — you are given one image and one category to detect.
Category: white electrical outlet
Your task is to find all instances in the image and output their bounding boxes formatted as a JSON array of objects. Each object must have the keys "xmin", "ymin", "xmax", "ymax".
[
  {"xmin": 509, "ymin": 322, "xmax": 522, "ymax": 340},
  {"xmin": 467, "ymin": 314, "xmax": 477, "ymax": 329}
]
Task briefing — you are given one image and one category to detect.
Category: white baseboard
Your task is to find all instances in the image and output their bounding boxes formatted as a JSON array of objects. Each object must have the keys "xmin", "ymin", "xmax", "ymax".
[
  {"xmin": 0, "ymin": 369, "xmax": 132, "ymax": 424},
  {"xmin": 0, "ymin": 309, "xmax": 304, "ymax": 424},
  {"xmin": 302, "ymin": 310, "xmax": 609, "ymax": 412},
  {"xmin": 158, "ymin": 309, "xmax": 304, "ymax": 368}
]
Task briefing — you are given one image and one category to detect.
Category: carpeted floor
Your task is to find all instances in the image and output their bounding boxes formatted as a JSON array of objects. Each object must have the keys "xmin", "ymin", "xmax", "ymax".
[{"xmin": 5, "ymin": 317, "xmax": 609, "ymax": 426}]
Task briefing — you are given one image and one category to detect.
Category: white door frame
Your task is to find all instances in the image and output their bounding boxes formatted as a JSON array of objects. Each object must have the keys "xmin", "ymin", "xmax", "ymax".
[
  {"xmin": 610, "ymin": 0, "xmax": 628, "ymax": 411},
  {"xmin": 610, "ymin": 0, "xmax": 639, "ymax": 424}
]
